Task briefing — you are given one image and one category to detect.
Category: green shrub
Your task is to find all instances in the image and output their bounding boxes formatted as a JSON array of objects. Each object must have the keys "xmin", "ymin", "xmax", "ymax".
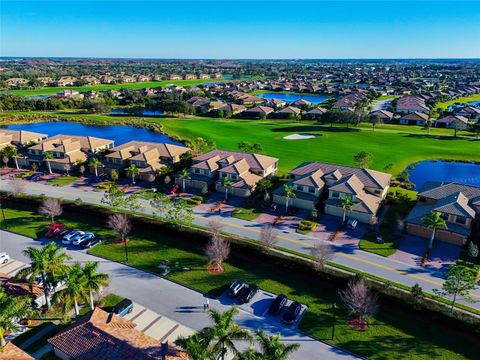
[
  {"xmin": 186, "ymin": 195, "xmax": 203, "ymax": 205},
  {"xmin": 297, "ymin": 219, "xmax": 317, "ymax": 234}
]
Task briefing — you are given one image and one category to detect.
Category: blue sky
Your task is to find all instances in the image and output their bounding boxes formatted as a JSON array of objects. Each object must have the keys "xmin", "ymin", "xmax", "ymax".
[{"xmin": 1, "ymin": 1, "xmax": 479, "ymax": 59}]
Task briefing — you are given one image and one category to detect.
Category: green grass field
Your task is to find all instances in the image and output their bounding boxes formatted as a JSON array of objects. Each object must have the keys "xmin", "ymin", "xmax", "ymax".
[
  {"xmin": 2, "ymin": 79, "xmax": 217, "ymax": 96},
  {"xmin": 434, "ymin": 94, "xmax": 480, "ymax": 111},
  {"xmin": 48, "ymin": 176, "xmax": 79, "ymax": 186},
  {"xmin": 1, "ymin": 202, "xmax": 477, "ymax": 360}
]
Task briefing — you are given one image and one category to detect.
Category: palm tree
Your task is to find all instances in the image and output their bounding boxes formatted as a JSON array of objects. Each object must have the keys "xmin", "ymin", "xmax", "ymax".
[
  {"xmin": 82, "ymin": 261, "xmax": 109, "ymax": 310},
  {"xmin": 256, "ymin": 178, "xmax": 272, "ymax": 202},
  {"xmin": 89, "ymin": 157, "xmax": 101, "ymax": 177},
  {"xmin": 17, "ymin": 242, "xmax": 72, "ymax": 309},
  {"xmin": 43, "ymin": 151, "xmax": 54, "ymax": 174},
  {"xmin": 1, "ymin": 145, "xmax": 19, "ymax": 169},
  {"xmin": 178, "ymin": 331, "xmax": 215, "ymax": 360},
  {"xmin": 0, "ymin": 288, "xmax": 32, "ymax": 346},
  {"xmin": 207, "ymin": 307, "xmax": 252, "ymax": 360},
  {"xmin": 422, "ymin": 211, "xmax": 447, "ymax": 249},
  {"xmin": 283, "ymin": 184, "xmax": 296, "ymax": 213},
  {"xmin": 127, "ymin": 163, "xmax": 139, "ymax": 185},
  {"xmin": 178, "ymin": 168, "xmax": 191, "ymax": 192},
  {"xmin": 252, "ymin": 330, "xmax": 300, "ymax": 360},
  {"xmin": 52, "ymin": 263, "xmax": 87, "ymax": 317},
  {"xmin": 339, "ymin": 195, "xmax": 353, "ymax": 224},
  {"xmin": 223, "ymin": 178, "xmax": 233, "ymax": 201}
]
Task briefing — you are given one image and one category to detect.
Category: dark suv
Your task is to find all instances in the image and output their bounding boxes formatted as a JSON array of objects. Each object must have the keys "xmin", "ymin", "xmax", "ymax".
[
  {"xmin": 239, "ymin": 284, "xmax": 258, "ymax": 303},
  {"xmin": 268, "ymin": 294, "xmax": 287, "ymax": 316},
  {"xmin": 282, "ymin": 301, "xmax": 302, "ymax": 325}
]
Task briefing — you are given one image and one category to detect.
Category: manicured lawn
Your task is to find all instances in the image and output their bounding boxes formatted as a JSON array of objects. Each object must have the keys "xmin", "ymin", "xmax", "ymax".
[
  {"xmin": 3, "ymin": 79, "xmax": 217, "ymax": 96},
  {"xmin": 359, "ymin": 187, "xmax": 417, "ymax": 257},
  {"xmin": 231, "ymin": 207, "xmax": 262, "ymax": 221},
  {"xmin": 48, "ymin": 176, "xmax": 79, "ymax": 186},
  {"xmin": 434, "ymin": 93, "xmax": 480, "ymax": 111},
  {"xmin": 1, "ymin": 202, "xmax": 477, "ymax": 360}
]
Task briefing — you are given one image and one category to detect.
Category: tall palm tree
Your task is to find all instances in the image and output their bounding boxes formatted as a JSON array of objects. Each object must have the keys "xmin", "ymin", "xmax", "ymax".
[
  {"xmin": 178, "ymin": 168, "xmax": 191, "ymax": 192},
  {"xmin": 82, "ymin": 261, "xmax": 109, "ymax": 310},
  {"xmin": 17, "ymin": 242, "xmax": 72, "ymax": 309},
  {"xmin": 89, "ymin": 157, "xmax": 101, "ymax": 177},
  {"xmin": 178, "ymin": 331, "xmax": 215, "ymax": 360},
  {"xmin": 127, "ymin": 163, "xmax": 139, "ymax": 185},
  {"xmin": 422, "ymin": 211, "xmax": 447, "ymax": 249},
  {"xmin": 283, "ymin": 184, "xmax": 296, "ymax": 213},
  {"xmin": 207, "ymin": 307, "xmax": 252, "ymax": 360},
  {"xmin": 43, "ymin": 151, "xmax": 54, "ymax": 174},
  {"xmin": 252, "ymin": 330, "xmax": 300, "ymax": 360},
  {"xmin": 0, "ymin": 288, "xmax": 32, "ymax": 346},
  {"xmin": 339, "ymin": 195, "xmax": 353, "ymax": 224},
  {"xmin": 52, "ymin": 263, "xmax": 87, "ymax": 317},
  {"xmin": 223, "ymin": 178, "xmax": 233, "ymax": 201}
]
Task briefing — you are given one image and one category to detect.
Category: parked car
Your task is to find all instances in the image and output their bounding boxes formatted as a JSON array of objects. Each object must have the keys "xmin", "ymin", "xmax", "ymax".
[
  {"xmin": 89, "ymin": 173, "xmax": 108, "ymax": 184},
  {"xmin": 57, "ymin": 228, "xmax": 73, "ymax": 239},
  {"xmin": 0, "ymin": 253, "xmax": 10, "ymax": 264},
  {"xmin": 347, "ymin": 219, "xmax": 358, "ymax": 229},
  {"xmin": 268, "ymin": 294, "xmax": 288, "ymax": 316},
  {"xmin": 62, "ymin": 231, "xmax": 84, "ymax": 245},
  {"xmin": 282, "ymin": 301, "xmax": 302, "ymax": 325},
  {"xmin": 81, "ymin": 236, "xmax": 103, "ymax": 249},
  {"xmin": 239, "ymin": 284, "xmax": 258, "ymax": 303},
  {"xmin": 26, "ymin": 172, "xmax": 43, "ymax": 181},
  {"xmin": 228, "ymin": 280, "xmax": 246, "ymax": 297},
  {"xmin": 112, "ymin": 298, "xmax": 133, "ymax": 317},
  {"xmin": 45, "ymin": 224, "xmax": 67, "ymax": 238},
  {"xmin": 73, "ymin": 232, "xmax": 95, "ymax": 246}
]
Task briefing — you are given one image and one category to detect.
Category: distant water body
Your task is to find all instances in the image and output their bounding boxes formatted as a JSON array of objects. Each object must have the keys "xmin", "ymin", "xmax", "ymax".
[{"xmin": 257, "ymin": 92, "xmax": 328, "ymax": 105}]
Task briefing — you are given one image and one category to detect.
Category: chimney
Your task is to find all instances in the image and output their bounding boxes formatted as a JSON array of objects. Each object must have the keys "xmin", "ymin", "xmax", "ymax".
[{"xmin": 160, "ymin": 341, "xmax": 169, "ymax": 360}]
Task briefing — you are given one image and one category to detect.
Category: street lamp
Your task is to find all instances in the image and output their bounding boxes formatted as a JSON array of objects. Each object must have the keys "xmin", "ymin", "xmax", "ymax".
[{"xmin": 331, "ymin": 303, "xmax": 337, "ymax": 340}]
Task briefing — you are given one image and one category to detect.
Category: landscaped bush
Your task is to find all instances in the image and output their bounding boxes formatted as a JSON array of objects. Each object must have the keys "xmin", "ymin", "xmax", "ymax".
[
  {"xmin": 297, "ymin": 219, "xmax": 317, "ymax": 234},
  {"xmin": 186, "ymin": 195, "xmax": 203, "ymax": 205}
]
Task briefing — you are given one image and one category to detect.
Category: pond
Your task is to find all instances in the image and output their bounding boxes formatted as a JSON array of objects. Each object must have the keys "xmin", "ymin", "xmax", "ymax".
[
  {"xmin": 407, "ymin": 160, "xmax": 480, "ymax": 190},
  {"xmin": 111, "ymin": 108, "xmax": 164, "ymax": 117},
  {"xmin": 3, "ymin": 121, "xmax": 183, "ymax": 146},
  {"xmin": 257, "ymin": 92, "xmax": 328, "ymax": 105}
]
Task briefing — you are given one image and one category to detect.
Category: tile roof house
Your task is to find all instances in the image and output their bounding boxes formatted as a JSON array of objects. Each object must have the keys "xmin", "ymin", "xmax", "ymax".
[
  {"xmin": 405, "ymin": 182, "xmax": 480, "ymax": 245},
  {"xmin": 303, "ymin": 107, "xmax": 328, "ymax": 119},
  {"xmin": 243, "ymin": 106, "xmax": 274, "ymax": 119},
  {"xmin": 0, "ymin": 129, "xmax": 48, "ymax": 150},
  {"xmin": 103, "ymin": 141, "xmax": 189, "ymax": 182},
  {"xmin": 453, "ymin": 105, "xmax": 480, "ymax": 120},
  {"xmin": 274, "ymin": 106, "xmax": 302, "ymax": 119},
  {"xmin": 264, "ymin": 98, "xmax": 287, "ymax": 109},
  {"xmin": 435, "ymin": 115, "xmax": 469, "ymax": 130},
  {"xmin": 395, "ymin": 96, "xmax": 429, "ymax": 114},
  {"xmin": 273, "ymin": 162, "xmax": 391, "ymax": 224},
  {"xmin": 0, "ymin": 342, "xmax": 34, "ymax": 360},
  {"xmin": 399, "ymin": 112, "xmax": 429, "ymax": 126},
  {"xmin": 217, "ymin": 103, "xmax": 246, "ymax": 115},
  {"xmin": 23, "ymin": 135, "xmax": 114, "ymax": 172},
  {"xmin": 178, "ymin": 150, "xmax": 278, "ymax": 197},
  {"xmin": 369, "ymin": 110, "xmax": 393, "ymax": 121},
  {"xmin": 48, "ymin": 307, "xmax": 189, "ymax": 360},
  {"xmin": 291, "ymin": 99, "xmax": 312, "ymax": 108},
  {"xmin": 333, "ymin": 92, "xmax": 366, "ymax": 111},
  {"xmin": 0, "ymin": 272, "xmax": 47, "ymax": 308}
]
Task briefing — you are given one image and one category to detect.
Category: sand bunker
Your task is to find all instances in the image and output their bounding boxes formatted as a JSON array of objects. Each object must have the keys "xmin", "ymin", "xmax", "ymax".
[{"xmin": 283, "ymin": 133, "xmax": 319, "ymax": 140}]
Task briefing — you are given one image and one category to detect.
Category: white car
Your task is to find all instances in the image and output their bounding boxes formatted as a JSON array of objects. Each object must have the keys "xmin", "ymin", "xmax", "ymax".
[
  {"xmin": 73, "ymin": 232, "xmax": 95, "ymax": 246},
  {"xmin": 0, "ymin": 253, "xmax": 10, "ymax": 264},
  {"xmin": 62, "ymin": 231, "xmax": 84, "ymax": 245}
]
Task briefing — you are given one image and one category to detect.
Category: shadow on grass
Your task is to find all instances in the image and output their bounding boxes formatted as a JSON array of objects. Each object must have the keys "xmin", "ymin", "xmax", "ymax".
[{"xmin": 270, "ymin": 125, "xmax": 360, "ymax": 133}]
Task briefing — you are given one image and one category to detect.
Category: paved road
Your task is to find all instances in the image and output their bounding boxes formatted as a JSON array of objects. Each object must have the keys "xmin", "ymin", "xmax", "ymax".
[
  {"xmin": 1, "ymin": 180, "xmax": 479, "ymax": 310},
  {"xmin": 0, "ymin": 230, "xmax": 358, "ymax": 360},
  {"xmin": 371, "ymin": 97, "xmax": 396, "ymax": 111}
]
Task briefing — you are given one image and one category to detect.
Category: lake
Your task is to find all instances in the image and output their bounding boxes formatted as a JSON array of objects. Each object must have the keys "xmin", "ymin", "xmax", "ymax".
[
  {"xmin": 4, "ymin": 121, "xmax": 183, "ymax": 146},
  {"xmin": 407, "ymin": 160, "xmax": 480, "ymax": 190},
  {"xmin": 257, "ymin": 92, "xmax": 328, "ymax": 105},
  {"xmin": 111, "ymin": 108, "xmax": 164, "ymax": 117}
]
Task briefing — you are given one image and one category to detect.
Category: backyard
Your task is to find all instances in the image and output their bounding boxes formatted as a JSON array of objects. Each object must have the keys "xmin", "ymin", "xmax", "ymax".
[{"xmin": 0, "ymin": 201, "xmax": 478, "ymax": 360}]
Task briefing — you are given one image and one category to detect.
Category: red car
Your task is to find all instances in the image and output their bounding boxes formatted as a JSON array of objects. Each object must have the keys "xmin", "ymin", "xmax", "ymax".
[{"xmin": 45, "ymin": 224, "xmax": 66, "ymax": 238}]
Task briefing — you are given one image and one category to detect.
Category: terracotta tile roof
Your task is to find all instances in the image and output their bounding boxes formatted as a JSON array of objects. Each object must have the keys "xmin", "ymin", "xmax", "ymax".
[
  {"xmin": 106, "ymin": 141, "xmax": 189, "ymax": 162},
  {"xmin": 48, "ymin": 308, "xmax": 189, "ymax": 360},
  {"xmin": 0, "ymin": 129, "xmax": 47, "ymax": 144},
  {"xmin": 0, "ymin": 342, "xmax": 34, "ymax": 360},
  {"xmin": 0, "ymin": 273, "xmax": 44, "ymax": 299},
  {"xmin": 400, "ymin": 112, "xmax": 429, "ymax": 121},
  {"xmin": 194, "ymin": 150, "xmax": 278, "ymax": 171}
]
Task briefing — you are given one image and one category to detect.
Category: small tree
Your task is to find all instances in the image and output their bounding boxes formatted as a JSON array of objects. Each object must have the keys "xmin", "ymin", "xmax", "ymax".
[
  {"xmin": 339, "ymin": 278, "xmax": 378, "ymax": 325},
  {"xmin": 260, "ymin": 224, "xmax": 278, "ymax": 252},
  {"xmin": 310, "ymin": 242, "xmax": 334, "ymax": 269},
  {"xmin": 205, "ymin": 235, "xmax": 230, "ymax": 273},
  {"xmin": 421, "ymin": 211, "xmax": 447, "ymax": 249},
  {"xmin": 339, "ymin": 195, "xmax": 353, "ymax": 224},
  {"xmin": 89, "ymin": 157, "xmax": 101, "ymax": 177},
  {"xmin": 368, "ymin": 114, "xmax": 382, "ymax": 131},
  {"xmin": 43, "ymin": 151, "xmax": 54, "ymax": 174},
  {"xmin": 107, "ymin": 213, "xmax": 132, "ymax": 262},
  {"xmin": 110, "ymin": 169, "xmax": 119, "ymax": 183},
  {"xmin": 223, "ymin": 177, "xmax": 233, "ymax": 201},
  {"xmin": 178, "ymin": 168, "xmax": 190, "ymax": 192},
  {"xmin": 7, "ymin": 177, "xmax": 27, "ymax": 197},
  {"xmin": 434, "ymin": 264, "xmax": 478, "ymax": 313},
  {"xmin": 38, "ymin": 198, "xmax": 63, "ymax": 223},
  {"xmin": 410, "ymin": 283, "xmax": 424, "ymax": 309},
  {"xmin": 256, "ymin": 178, "xmax": 272, "ymax": 202},
  {"xmin": 467, "ymin": 241, "xmax": 479, "ymax": 259},
  {"xmin": 101, "ymin": 184, "xmax": 140, "ymax": 211},
  {"xmin": 127, "ymin": 163, "xmax": 139, "ymax": 185},
  {"xmin": 353, "ymin": 151, "xmax": 373, "ymax": 168}
]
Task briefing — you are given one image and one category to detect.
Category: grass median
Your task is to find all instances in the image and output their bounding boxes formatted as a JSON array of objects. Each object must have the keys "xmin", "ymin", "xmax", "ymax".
[{"xmin": 1, "ymin": 201, "xmax": 478, "ymax": 359}]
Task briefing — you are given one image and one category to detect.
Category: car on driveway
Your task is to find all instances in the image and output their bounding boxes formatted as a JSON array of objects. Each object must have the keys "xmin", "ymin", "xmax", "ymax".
[
  {"xmin": 26, "ymin": 172, "xmax": 43, "ymax": 181},
  {"xmin": 81, "ymin": 236, "xmax": 103, "ymax": 249},
  {"xmin": 228, "ymin": 280, "xmax": 246, "ymax": 297},
  {"xmin": 282, "ymin": 301, "xmax": 302, "ymax": 325},
  {"xmin": 57, "ymin": 228, "xmax": 73, "ymax": 240},
  {"xmin": 239, "ymin": 284, "xmax": 258, "ymax": 303},
  {"xmin": 0, "ymin": 253, "xmax": 10, "ymax": 264},
  {"xmin": 73, "ymin": 232, "xmax": 95, "ymax": 246},
  {"xmin": 268, "ymin": 294, "xmax": 288, "ymax": 316},
  {"xmin": 112, "ymin": 298, "xmax": 133, "ymax": 317},
  {"xmin": 62, "ymin": 231, "xmax": 84, "ymax": 245}
]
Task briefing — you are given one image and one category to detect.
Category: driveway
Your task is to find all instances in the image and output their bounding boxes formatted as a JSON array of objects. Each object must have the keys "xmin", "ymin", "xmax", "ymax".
[{"xmin": 0, "ymin": 230, "xmax": 359, "ymax": 360}]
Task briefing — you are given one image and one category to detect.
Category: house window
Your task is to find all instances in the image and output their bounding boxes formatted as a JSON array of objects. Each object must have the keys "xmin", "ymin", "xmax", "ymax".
[
  {"xmin": 456, "ymin": 216, "xmax": 467, "ymax": 225},
  {"xmin": 331, "ymin": 192, "xmax": 339, "ymax": 198},
  {"xmin": 440, "ymin": 213, "xmax": 449, "ymax": 221},
  {"xmin": 232, "ymin": 175, "xmax": 237, "ymax": 180},
  {"xmin": 308, "ymin": 187, "xmax": 315, "ymax": 194}
]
